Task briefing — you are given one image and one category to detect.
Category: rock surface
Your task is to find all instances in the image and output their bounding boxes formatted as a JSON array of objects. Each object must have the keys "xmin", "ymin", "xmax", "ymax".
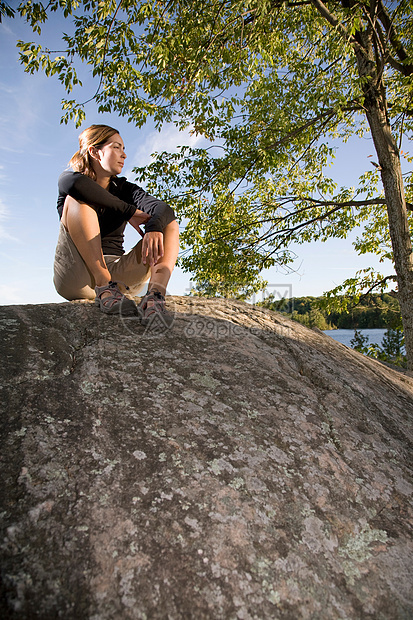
[{"xmin": 1, "ymin": 296, "xmax": 412, "ymax": 619}]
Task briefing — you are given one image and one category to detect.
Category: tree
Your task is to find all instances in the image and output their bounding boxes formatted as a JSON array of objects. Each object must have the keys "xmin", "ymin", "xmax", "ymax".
[
  {"xmin": 350, "ymin": 329, "xmax": 369, "ymax": 352},
  {"xmin": 350, "ymin": 326, "xmax": 407, "ymax": 368},
  {"xmin": 6, "ymin": 0, "xmax": 413, "ymax": 367},
  {"xmin": 381, "ymin": 326, "xmax": 406, "ymax": 360}
]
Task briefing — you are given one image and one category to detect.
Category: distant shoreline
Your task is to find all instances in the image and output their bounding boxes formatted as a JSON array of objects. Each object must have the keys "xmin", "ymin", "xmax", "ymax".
[{"xmin": 260, "ymin": 293, "xmax": 402, "ymax": 331}]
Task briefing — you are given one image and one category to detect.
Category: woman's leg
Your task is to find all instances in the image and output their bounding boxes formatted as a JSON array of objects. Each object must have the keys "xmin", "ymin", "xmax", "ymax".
[
  {"xmin": 137, "ymin": 220, "xmax": 179, "ymax": 325},
  {"xmin": 62, "ymin": 196, "xmax": 111, "ymax": 288},
  {"xmin": 53, "ymin": 223, "xmax": 96, "ymax": 300},
  {"xmin": 60, "ymin": 196, "xmax": 138, "ymax": 313},
  {"xmin": 105, "ymin": 241, "xmax": 151, "ymax": 296},
  {"xmin": 147, "ymin": 219, "xmax": 180, "ymax": 296}
]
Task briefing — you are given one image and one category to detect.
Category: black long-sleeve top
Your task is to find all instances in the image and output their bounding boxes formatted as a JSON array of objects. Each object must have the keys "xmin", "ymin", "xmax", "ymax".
[{"xmin": 57, "ymin": 171, "xmax": 176, "ymax": 255}]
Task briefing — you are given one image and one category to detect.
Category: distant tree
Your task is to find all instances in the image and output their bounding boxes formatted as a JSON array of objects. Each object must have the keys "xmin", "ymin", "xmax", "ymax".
[
  {"xmin": 261, "ymin": 292, "xmax": 402, "ymax": 330},
  {"xmin": 381, "ymin": 327, "xmax": 405, "ymax": 359},
  {"xmin": 350, "ymin": 329, "xmax": 370, "ymax": 353},
  {"xmin": 350, "ymin": 326, "xmax": 406, "ymax": 368},
  {"xmin": 6, "ymin": 0, "xmax": 413, "ymax": 367}
]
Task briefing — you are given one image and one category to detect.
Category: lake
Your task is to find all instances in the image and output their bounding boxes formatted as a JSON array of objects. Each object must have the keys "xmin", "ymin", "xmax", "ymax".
[{"xmin": 323, "ymin": 328, "xmax": 388, "ymax": 349}]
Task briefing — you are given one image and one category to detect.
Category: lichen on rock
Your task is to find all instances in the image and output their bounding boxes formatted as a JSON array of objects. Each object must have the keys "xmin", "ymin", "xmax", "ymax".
[{"xmin": 0, "ymin": 297, "xmax": 412, "ymax": 619}]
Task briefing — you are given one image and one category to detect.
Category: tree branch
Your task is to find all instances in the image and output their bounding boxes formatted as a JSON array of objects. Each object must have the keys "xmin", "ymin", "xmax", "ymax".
[
  {"xmin": 377, "ymin": 0, "xmax": 411, "ymax": 64},
  {"xmin": 357, "ymin": 275, "xmax": 398, "ymax": 304},
  {"xmin": 385, "ymin": 53, "xmax": 413, "ymax": 76},
  {"xmin": 310, "ymin": 0, "xmax": 366, "ymax": 56},
  {"xmin": 289, "ymin": 196, "xmax": 387, "ymax": 207},
  {"xmin": 204, "ymin": 195, "xmax": 387, "ymax": 247},
  {"xmin": 365, "ymin": 0, "xmax": 413, "ymax": 75}
]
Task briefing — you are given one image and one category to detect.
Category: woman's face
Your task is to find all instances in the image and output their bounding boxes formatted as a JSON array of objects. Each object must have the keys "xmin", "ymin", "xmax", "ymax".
[{"xmin": 91, "ymin": 133, "xmax": 127, "ymax": 177}]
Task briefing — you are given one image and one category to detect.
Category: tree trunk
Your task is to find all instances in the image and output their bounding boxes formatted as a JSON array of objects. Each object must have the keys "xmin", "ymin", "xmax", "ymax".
[
  {"xmin": 369, "ymin": 113, "xmax": 413, "ymax": 370},
  {"xmin": 354, "ymin": 31, "xmax": 413, "ymax": 369}
]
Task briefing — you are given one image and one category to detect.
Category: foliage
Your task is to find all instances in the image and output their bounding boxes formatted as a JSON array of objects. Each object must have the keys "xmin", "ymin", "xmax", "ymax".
[
  {"xmin": 6, "ymin": 1, "xmax": 412, "ymax": 290},
  {"xmin": 350, "ymin": 329, "xmax": 369, "ymax": 351},
  {"xmin": 261, "ymin": 292, "xmax": 406, "ymax": 365},
  {"xmin": 291, "ymin": 307, "xmax": 333, "ymax": 331},
  {"xmin": 350, "ymin": 327, "xmax": 407, "ymax": 368},
  {"xmin": 0, "ymin": 1, "xmax": 14, "ymax": 21}
]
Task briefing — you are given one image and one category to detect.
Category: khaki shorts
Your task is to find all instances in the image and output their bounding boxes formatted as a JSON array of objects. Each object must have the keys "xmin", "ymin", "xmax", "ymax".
[{"xmin": 53, "ymin": 223, "xmax": 150, "ymax": 301}]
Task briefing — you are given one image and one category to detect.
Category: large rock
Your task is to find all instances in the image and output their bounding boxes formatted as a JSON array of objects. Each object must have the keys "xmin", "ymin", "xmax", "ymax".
[{"xmin": 0, "ymin": 297, "xmax": 412, "ymax": 619}]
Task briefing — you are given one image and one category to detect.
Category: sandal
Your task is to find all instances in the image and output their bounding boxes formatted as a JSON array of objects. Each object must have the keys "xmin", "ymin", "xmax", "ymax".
[
  {"xmin": 94, "ymin": 281, "xmax": 137, "ymax": 316},
  {"xmin": 138, "ymin": 289, "xmax": 173, "ymax": 327}
]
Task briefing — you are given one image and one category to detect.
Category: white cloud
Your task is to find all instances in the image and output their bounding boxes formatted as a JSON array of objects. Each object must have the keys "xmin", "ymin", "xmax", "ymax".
[
  {"xmin": 0, "ymin": 69, "xmax": 53, "ymax": 154},
  {"xmin": 0, "ymin": 81, "xmax": 15, "ymax": 94},
  {"xmin": 0, "ymin": 144, "xmax": 24, "ymax": 153},
  {"xmin": 124, "ymin": 124, "xmax": 204, "ymax": 178},
  {"xmin": 0, "ymin": 22, "xmax": 15, "ymax": 38},
  {"xmin": 0, "ymin": 198, "xmax": 18, "ymax": 241},
  {"xmin": 0, "ymin": 283, "xmax": 24, "ymax": 304}
]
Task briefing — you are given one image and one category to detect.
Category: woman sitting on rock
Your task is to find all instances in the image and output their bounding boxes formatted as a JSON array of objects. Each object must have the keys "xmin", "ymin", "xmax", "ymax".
[{"xmin": 53, "ymin": 124, "xmax": 179, "ymax": 324}]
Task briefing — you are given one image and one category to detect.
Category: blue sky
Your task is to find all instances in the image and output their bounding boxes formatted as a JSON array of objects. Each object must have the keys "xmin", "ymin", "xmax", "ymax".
[{"xmin": 0, "ymin": 12, "xmax": 396, "ymax": 305}]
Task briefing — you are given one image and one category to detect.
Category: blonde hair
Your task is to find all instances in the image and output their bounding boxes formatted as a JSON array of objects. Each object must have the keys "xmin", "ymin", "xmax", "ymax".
[{"xmin": 69, "ymin": 124, "xmax": 119, "ymax": 180}]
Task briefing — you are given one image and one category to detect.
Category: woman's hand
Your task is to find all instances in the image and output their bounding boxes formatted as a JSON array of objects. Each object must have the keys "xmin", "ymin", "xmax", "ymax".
[
  {"xmin": 129, "ymin": 209, "xmax": 151, "ymax": 236},
  {"xmin": 129, "ymin": 210, "xmax": 164, "ymax": 265},
  {"xmin": 142, "ymin": 231, "xmax": 164, "ymax": 266}
]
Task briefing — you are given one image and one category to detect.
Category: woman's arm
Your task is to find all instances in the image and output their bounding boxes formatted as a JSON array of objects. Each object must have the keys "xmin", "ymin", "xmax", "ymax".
[
  {"xmin": 127, "ymin": 183, "xmax": 176, "ymax": 234},
  {"xmin": 58, "ymin": 171, "xmax": 136, "ymax": 220},
  {"xmin": 129, "ymin": 210, "xmax": 151, "ymax": 236},
  {"xmin": 144, "ymin": 201, "xmax": 176, "ymax": 234},
  {"xmin": 120, "ymin": 181, "xmax": 176, "ymax": 265}
]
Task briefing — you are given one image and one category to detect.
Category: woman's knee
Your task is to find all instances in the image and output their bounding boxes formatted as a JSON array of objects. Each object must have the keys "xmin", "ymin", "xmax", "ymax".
[
  {"xmin": 62, "ymin": 196, "xmax": 98, "ymax": 226},
  {"xmin": 163, "ymin": 220, "xmax": 180, "ymax": 253},
  {"xmin": 166, "ymin": 219, "xmax": 180, "ymax": 236},
  {"xmin": 160, "ymin": 223, "xmax": 179, "ymax": 269}
]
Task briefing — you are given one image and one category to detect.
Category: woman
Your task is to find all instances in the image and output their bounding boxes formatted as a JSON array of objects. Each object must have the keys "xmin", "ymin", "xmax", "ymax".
[{"xmin": 53, "ymin": 124, "xmax": 179, "ymax": 324}]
